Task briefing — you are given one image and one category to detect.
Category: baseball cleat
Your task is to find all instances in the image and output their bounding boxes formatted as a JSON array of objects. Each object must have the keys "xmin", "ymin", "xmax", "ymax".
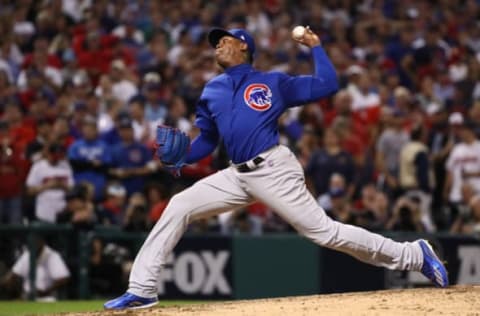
[
  {"xmin": 418, "ymin": 239, "xmax": 449, "ymax": 288},
  {"xmin": 104, "ymin": 292, "xmax": 158, "ymax": 310}
]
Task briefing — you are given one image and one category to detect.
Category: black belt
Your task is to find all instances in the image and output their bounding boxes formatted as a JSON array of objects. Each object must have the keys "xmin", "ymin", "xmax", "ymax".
[{"xmin": 236, "ymin": 156, "xmax": 265, "ymax": 173}]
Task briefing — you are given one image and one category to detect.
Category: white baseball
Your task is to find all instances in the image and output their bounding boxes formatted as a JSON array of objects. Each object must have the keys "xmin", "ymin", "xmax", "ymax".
[{"xmin": 292, "ymin": 26, "xmax": 306, "ymax": 40}]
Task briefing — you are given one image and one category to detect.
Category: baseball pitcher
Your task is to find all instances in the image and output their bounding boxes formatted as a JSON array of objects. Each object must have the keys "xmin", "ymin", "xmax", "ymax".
[{"xmin": 105, "ymin": 26, "xmax": 448, "ymax": 310}]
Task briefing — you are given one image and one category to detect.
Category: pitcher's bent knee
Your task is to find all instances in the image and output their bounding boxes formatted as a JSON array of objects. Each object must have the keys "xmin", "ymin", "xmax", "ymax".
[{"xmin": 160, "ymin": 191, "xmax": 196, "ymax": 223}]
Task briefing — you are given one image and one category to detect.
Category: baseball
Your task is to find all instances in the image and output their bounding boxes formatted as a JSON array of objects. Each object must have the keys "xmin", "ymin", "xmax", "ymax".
[{"xmin": 292, "ymin": 25, "xmax": 306, "ymax": 40}]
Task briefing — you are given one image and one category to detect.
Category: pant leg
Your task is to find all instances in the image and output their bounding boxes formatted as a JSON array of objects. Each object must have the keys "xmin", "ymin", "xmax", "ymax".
[
  {"xmin": 238, "ymin": 145, "xmax": 423, "ymax": 271},
  {"xmin": 128, "ymin": 168, "xmax": 252, "ymax": 297}
]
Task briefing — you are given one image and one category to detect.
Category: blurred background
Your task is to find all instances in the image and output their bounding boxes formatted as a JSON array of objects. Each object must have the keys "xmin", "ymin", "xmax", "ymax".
[{"xmin": 0, "ymin": 0, "xmax": 479, "ymax": 302}]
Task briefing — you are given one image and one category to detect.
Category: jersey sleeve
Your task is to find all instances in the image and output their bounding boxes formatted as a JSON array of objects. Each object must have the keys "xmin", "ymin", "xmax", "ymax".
[
  {"xmin": 278, "ymin": 46, "xmax": 338, "ymax": 107},
  {"xmin": 185, "ymin": 129, "xmax": 219, "ymax": 164},
  {"xmin": 26, "ymin": 163, "xmax": 40, "ymax": 187},
  {"xmin": 194, "ymin": 100, "xmax": 218, "ymax": 134},
  {"xmin": 67, "ymin": 142, "xmax": 82, "ymax": 161}
]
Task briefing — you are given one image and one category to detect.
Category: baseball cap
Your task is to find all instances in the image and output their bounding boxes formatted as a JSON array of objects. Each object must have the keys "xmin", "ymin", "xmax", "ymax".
[
  {"xmin": 143, "ymin": 72, "xmax": 161, "ymax": 89},
  {"xmin": 448, "ymin": 112, "xmax": 464, "ymax": 125},
  {"xmin": 107, "ymin": 183, "xmax": 126, "ymax": 197},
  {"xmin": 426, "ymin": 102, "xmax": 444, "ymax": 116},
  {"xmin": 208, "ymin": 28, "xmax": 256, "ymax": 58},
  {"xmin": 111, "ymin": 59, "xmax": 126, "ymax": 71},
  {"xmin": 393, "ymin": 86, "xmax": 411, "ymax": 99},
  {"xmin": 345, "ymin": 64, "xmax": 364, "ymax": 76},
  {"xmin": 118, "ymin": 116, "xmax": 132, "ymax": 129}
]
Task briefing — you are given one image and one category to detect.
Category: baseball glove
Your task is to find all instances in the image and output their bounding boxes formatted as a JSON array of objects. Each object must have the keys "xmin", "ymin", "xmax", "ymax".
[{"xmin": 155, "ymin": 126, "xmax": 190, "ymax": 173}]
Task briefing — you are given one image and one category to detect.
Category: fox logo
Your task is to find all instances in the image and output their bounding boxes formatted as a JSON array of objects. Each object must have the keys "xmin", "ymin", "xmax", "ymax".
[{"xmin": 243, "ymin": 84, "xmax": 272, "ymax": 111}]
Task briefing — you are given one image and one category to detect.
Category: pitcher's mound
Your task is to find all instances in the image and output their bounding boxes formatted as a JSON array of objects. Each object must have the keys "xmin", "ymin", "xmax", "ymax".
[{"xmin": 84, "ymin": 285, "xmax": 480, "ymax": 316}]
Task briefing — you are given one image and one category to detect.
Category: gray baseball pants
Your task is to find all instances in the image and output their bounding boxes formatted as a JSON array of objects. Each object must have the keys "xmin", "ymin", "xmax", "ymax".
[{"xmin": 128, "ymin": 145, "xmax": 423, "ymax": 297}]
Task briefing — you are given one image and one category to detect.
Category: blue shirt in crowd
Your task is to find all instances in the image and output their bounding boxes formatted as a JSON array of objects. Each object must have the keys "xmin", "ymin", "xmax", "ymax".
[{"xmin": 68, "ymin": 138, "xmax": 112, "ymax": 200}]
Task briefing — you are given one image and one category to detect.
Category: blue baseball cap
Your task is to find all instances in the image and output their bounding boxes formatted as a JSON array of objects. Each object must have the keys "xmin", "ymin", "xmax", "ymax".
[{"xmin": 208, "ymin": 28, "xmax": 256, "ymax": 59}]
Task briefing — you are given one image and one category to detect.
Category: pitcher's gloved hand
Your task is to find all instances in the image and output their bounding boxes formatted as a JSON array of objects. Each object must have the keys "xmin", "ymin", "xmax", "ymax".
[{"xmin": 155, "ymin": 126, "xmax": 190, "ymax": 176}]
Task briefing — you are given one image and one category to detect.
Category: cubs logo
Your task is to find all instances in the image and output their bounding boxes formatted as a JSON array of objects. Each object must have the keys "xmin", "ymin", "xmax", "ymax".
[{"xmin": 243, "ymin": 83, "xmax": 272, "ymax": 111}]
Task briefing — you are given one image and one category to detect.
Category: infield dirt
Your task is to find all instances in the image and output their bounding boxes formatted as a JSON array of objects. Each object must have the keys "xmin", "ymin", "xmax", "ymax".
[{"xmin": 65, "ymin": 285, "xmax": 479, "ymax": 316}]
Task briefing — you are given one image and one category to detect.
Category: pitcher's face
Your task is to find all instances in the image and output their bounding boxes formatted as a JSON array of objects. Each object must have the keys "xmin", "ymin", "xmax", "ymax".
[{"xmin": 214, "ymin": 36, "xmax": 248, "ymax": 68}]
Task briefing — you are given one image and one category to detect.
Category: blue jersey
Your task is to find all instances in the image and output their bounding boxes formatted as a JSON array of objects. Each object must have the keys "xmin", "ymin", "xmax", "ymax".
[
  {"xmin": 111, "ymin": 142, "xmax": 150, "ymax": 195},
  {"xmin": 68, "ymin": 138, "xmax": 112, "ymax": 200},
  {"xmin": 186, "ymin": 46, "xmax": 338, "ymax": 164}
]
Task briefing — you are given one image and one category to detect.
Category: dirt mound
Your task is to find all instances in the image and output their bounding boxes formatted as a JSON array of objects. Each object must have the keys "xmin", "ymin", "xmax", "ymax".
[{"xmin": 71, "ymin": 285, "xmax": 480, "ymax": 316}]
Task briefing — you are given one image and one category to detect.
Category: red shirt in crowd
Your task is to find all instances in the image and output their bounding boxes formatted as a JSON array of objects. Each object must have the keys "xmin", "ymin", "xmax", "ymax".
[{"xmin": 0, "ymin": 138, "xmax": 27, "ymax": 198}]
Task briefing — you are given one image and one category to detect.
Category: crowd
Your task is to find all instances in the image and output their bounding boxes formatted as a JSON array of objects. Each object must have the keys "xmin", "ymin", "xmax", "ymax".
[{"xmin": 0, "ymin": 0, "xmax": 480, "ymax": 239}]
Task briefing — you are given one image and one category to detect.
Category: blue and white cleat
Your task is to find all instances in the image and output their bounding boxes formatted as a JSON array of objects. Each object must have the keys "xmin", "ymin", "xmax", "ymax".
[
  {"xmin": 418, "ymin": 239, "xmax": 449, "ymax": 288},
  {"xmin": 104, "ymin": 292, "xmax": 158, "ymax": 310}
]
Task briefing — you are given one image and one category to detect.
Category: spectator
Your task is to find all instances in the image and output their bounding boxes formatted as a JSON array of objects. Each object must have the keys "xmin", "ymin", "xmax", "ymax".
[
  {"xmin": 295, "ymin": 125, "xmax": 319, "ymax": 168},
  {"xmin": 142, "ymin": 72, "xmax": 167, "ymax": 124},
  {"xmin": 445, "ymin": 120, "xmax": 480, "ymax": 221},
  {"xmin": 0, "ymin": 36, "xmax": 23, "ymax": 83},
  {"xmin": 146, "ymin": 182, "xmax": 170, "ymax": 224},
  {"xmin": 68, "ymin": 116, "xmax": 111, "ymax": 201},
  {"xmin": 3, "ymin": 102, "xmax": 35, "ymax": 150},
  {"xmin": 18, "ymin": 37, "xmax": 63, "ymax": 91},
  {"xmin": 450, "ymin": 184, "xmax": 480, "ymax": 234},
  {"xmin": 109, "ymin": 115, "xmax": 157, "ymax": 196},
  {"xmin": 96, "ymin": 182, "xmax": 127, "ymax": 226},
  {"xmin": 95, "ymin": 59, "xmax": 137, "ymax": 105},
  {"xmin": 0, "ymin": 69, "xmax": 16, "ymax": 109},
  {"xmin": 399, "ymin": 124, "xmax": 436, "ymax": 231},
  {"xmin": 56, "ymin": 184, "xmax": 95, "ymax": 230},
  {"xmin": 51, "ymin": 116, "xmax": 75, "ymax": 149},
  {"xmin": 399, "ymin": 125, "xmax": 432, "ymax": 193},
  {"xmin": 427, "ymin": 103, "xmax": 455, "ymax": 225},
  {"xmin": 135, "ymin": 31, "xmax": 169, "ymax": 76},
  {"xmin": 317, "ymin": 173, "xmax": 347, "ymax": 212},
  {"xmin": 327, "ymin": 187, "xmax": 355, "ymax": 225},
  {"xmin": 112, "ymin": 13, "xmax": 145, "ymax": 48},
  {"xmin": 355, "ymin": 183, "xmax": 389, "ymax": 231},
  {"xmin": 306, "ymin": 127, "xmax": 355, "ymax": 198},
  {"xmin": 74, "ymin": 30, "xmax": 114, "ymax": 82},
  {"xmin": 97, "ymin": 98, "xmax": 123, "ymax": 134},
  {"xmin": 0, "ymin": 237, "xmax": 70, "ymax": 301},
  {"xmin": 348, "ymin": 70, "xmax": 381, "ymax": 112},
  {"xmin": 386, "ymin": 196, "xmax": 425, "ymax": 232},
  {"xmin": 163, "ymin": 96, "xmax": 191, "ymax": 133},
  {"xmin": 128, "ymin": 96, "xmax": 152, "ymax": 143},
  {"xmin": 26, "ymin": 143, "xmax": 73, "ymax": 223},
  {"xmin": 375, "ymin": 109, "xmax": 409, "ymax": 195},
  {"xmin": 26, "ymin": 118, "xmax": 51, "ymax": 162},
  {"xmin": 0, "ymin": 120, "xmax": 26, "ymax": 224},
  {"xmin": 123, "ymin": 193, "xmax": 150, "ymax": 232}
]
